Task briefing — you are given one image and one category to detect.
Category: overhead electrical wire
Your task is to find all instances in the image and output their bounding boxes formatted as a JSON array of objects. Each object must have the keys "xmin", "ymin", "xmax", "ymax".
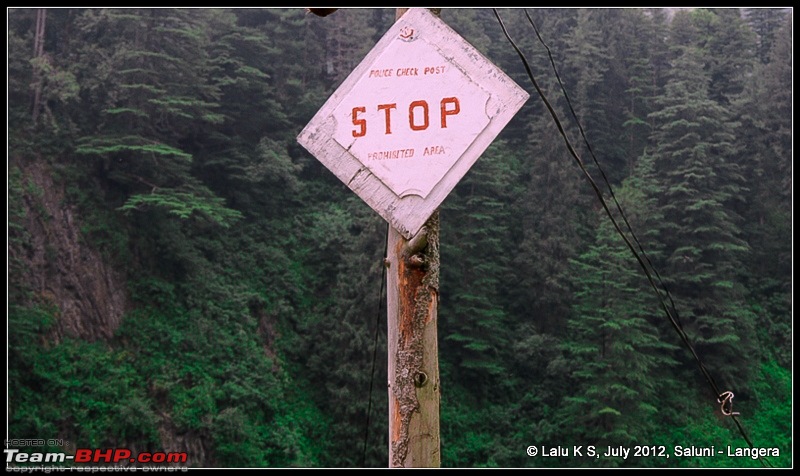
[
  {"xmin": 492, "ymin": 8, "xmax": 769, "ymax": 467},
  {"xmin": 521, "ymin": 8, "xmax": 682, "ymax": 324}
]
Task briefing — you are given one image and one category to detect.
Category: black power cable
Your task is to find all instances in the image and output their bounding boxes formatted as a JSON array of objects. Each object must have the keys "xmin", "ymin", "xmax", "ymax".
[
  {"xmin": 362, "ymin": 222, "xmax": 390, "ymax": 467},
  {"xmin": 522, "ymin": 8, "xmax": 682, "ymax": 325},
  {"xmin": 492, "ymin": 8, "xmax": 769, "ymax": 468}
]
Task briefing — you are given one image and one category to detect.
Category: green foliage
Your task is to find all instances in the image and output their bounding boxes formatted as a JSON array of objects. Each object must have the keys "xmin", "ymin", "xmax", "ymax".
[
  {"xmin": 116, "ymin": 289, "xmax": 327, "ymax": 467},
  {"xmin": 120, "ymin": 189, "xmax": 243, "ymax": 227},
  {"xmin": 646, "ymin": 33, "xmax": 756, "ymax": 386},
  {"xmin": 744, "ymin": 8, "xmax": 788, "ymax": 63},
  {"xmin": 9, "ymin": 321, "xmax": 160, "ymax": 449},
  {"xmin": 558, "ymin": 183, "xmax": 679, "ymax": 465},
  {"xmin": 441, "ymin": 141, "xmax": 520, "ymax": 384},
  {"xmin": 76, "ymin": 136, "xmax": 193, "ymax": 160},
  {"xmin": 746, "ymin": 361, "xmax": 792, "ymax": 467},
  {"xmin": 507, "ymin": 112, "xmax": 586, "ymax": 334}
]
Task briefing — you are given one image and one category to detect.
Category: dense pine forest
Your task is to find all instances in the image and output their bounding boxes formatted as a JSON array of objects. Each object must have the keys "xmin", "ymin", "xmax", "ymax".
[{"xmin": 7, "ymin": 8, "xmax": 792, "ymax": 468}]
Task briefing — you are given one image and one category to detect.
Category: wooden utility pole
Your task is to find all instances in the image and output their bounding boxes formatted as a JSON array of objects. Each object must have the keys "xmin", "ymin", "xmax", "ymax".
[
  {"xmin": 387, "ymin": 211, "xmax": 440, "ymax": 467},
  {"xmin": 385, "ymin": 8, "xmax": 442, "ymax": 469}
]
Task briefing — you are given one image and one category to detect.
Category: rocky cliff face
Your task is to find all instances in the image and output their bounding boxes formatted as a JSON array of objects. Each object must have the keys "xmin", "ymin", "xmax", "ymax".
[{"xmin": 14, "ymin": 161, "xmax": 128, "ymax": 342}]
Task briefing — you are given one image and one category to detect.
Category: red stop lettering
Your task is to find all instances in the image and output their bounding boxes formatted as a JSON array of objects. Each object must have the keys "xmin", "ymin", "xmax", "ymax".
[
  {"xmin": 440, "ymin": 97, "xmax": 459, "ymax": 128},
  {"xmin": 352, "ymin": 107, "xmax": 366, "ymax": 138},
  {"xmin": 409, "ymin": 100, "xmax": 429, "ymax": 131},
  {"xmin": 377, "ymin": 103, "xmax": 397, "ymax": 134},
  {"xmin": 350, "ymin": 96, "xmax": 460, "ymax": 136}
]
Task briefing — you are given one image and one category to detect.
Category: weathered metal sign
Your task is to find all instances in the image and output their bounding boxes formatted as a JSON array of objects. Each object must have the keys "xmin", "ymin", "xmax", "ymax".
[{"xmin": 298, "ymin": 8, "xmax": 529, "ymax": 239}]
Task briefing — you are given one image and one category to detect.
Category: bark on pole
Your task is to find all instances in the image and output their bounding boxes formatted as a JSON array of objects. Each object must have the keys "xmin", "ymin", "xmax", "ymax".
[{"xmin": 387, "ymin": 211, "xmax": 441, "ymax": 468}]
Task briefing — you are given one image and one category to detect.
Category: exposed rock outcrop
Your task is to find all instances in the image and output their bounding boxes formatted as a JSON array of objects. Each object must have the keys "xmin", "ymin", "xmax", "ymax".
[{"xmin": 15, "ymin": 161, "xmax": 128, "ymax": 342}]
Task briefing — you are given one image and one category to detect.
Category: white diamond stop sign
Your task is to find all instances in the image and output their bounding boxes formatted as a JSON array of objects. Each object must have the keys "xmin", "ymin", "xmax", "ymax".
[
  {"xmin": 331, "ymin": 35, "xmax": 492, "ymax": 200},
  {"xmin": 298, "ymin": 8, "xmax": 529, "ymax": 238}
]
